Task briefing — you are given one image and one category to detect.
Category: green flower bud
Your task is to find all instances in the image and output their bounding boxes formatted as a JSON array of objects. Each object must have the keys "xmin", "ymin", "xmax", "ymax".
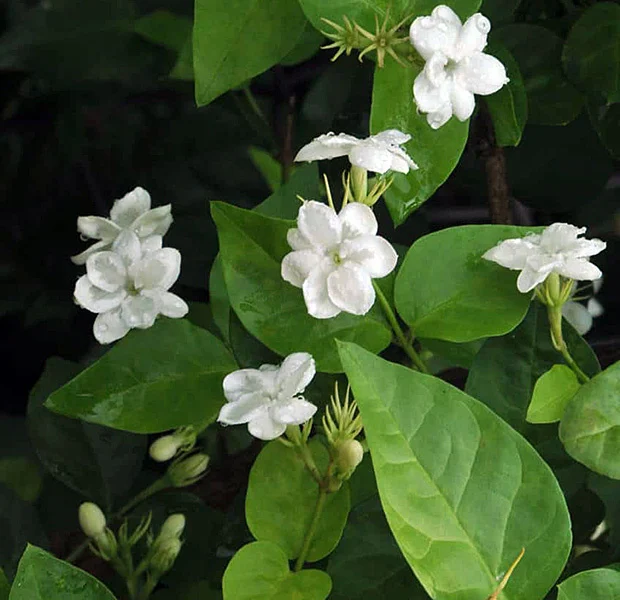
[
  {"xmin": 335, "ymin": 439, "xmax": 364, "ymax": 480},
  {"xmin": 159, "ymin": 514, "xmax": 185, "ymax": 540},
  {"xmin": 149, "ymin": 435, "xmax": 180, "ymax": 462},
  {"xmin": 79, "ymin": 502, "xmax": 107, "ymax": 538},
  {"xmin": 150, "ymin": 537, "xmax": 182, "ymax": 574},
  {"xmin": 167, "ymin": 453, "xmax": 210, "ymax": 487}
]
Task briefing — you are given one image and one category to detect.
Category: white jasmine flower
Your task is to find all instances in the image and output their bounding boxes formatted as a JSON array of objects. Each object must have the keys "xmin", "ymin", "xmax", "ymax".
[
  {"xmin": 74, "ymin": 232, "xmax": 188, "ymax": 344},
  {"xmin": 71, "ymin": 187, "xmax": 172, "ymax": 265},
  {"xmin": 562, "ymin": 279, "xmax": 604, "ymax": 335},
  {"xmin": 294, "ymin": 130, "xmax": 418, "ymax": 174},
  {"xmin": 409, "ymin": 5, "xmax": 509, "ymax": 129},
  {"xmin": 281, "ymin": 201, "xmax": 398, "ymax": 318},
  {"xmin": 483, "ymin": 223, "xmax": 606, "ymax": 293},
  {"xmin": 218, "ymin": 353, "xmax": 317, "ymax": 441}
]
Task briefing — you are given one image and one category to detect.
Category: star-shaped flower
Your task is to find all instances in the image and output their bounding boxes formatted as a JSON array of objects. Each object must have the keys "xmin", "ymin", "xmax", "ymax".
[
  {"xmin": 281, "ymin": 201, "xmax": 398, "ymax": 318},
  {"xmin": 294, "ymin": 130, "xmax": 418, "ymax": 174},
  {"xmin": 71, "ymin": 187, "xmax": 172, "ymax": 265},
  {"xmin": 218, "ymin": 353, "xmax": 317, "ymax": 440},
  {"xmin": 483, "ymin": 223, "xmax": 606, "ymax": 293},
  {"xmin": 74, "ymin": 232, "xmax": 188, "ymax": 343},
  {"xmin": 409, "ymin": 5, "xmax": 509, "ymax": 129}
]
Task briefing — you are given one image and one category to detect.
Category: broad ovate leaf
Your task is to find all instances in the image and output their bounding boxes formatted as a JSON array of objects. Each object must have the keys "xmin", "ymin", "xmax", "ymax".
[
  {"xmin": 557, "ymin": 567, "xmax": 620, "ymax": 600},
  {"xmin": 526, "ymin": 364, "xmax": 581, "ymax": 424},
  {"xmin": 338, "ymin": 341, "xmax": 571, "ymax": 600}
]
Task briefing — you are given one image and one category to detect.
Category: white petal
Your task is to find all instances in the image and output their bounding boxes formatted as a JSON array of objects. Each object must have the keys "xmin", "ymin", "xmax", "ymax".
[
  {"xmin": 141, "ymin": 235, "xmax": 163, "ymax": 255},
  {"xmin": 76, "ymin": 217, "xmax": 120, "ymax": 241},
  {"xmin": 121, "ymin": 295, "xmax": 158, "ymax": 329},
  {"xmin": 413, "ymin": 71, "xmax": 450, "ymax": 113},
  {"xmin": 455, "ymin": 14, "xmax": 490, "ymax": 60},
  {"xmin": 450, "ymin": 82, "xmax": 476, "ymax": 121},
  {"xmin": 340, "ymin": 235, "xmax": 398, "ymax": 278},
  {"xmin": 223, "ymin": 368, "xmax": 269, "ymax": 403},
  {"xmin": 294, "ymin": 132, "xmax": 359, "ymax": 162},
  {"xmin": 327, "ymin": 263, "xmax": 375, "ymax": 315},
  {"xmin": 562, "ymin": 302, "xmax": 593, "ymax": 336},
  {"xmin": 297, "ymin": 201, "xmax": 342, "ymax": 249},
  {"xmin": 349, "ymin": 141, "xmax": 394, "ymax": 174},
  {"xmin": 540, "ymin": 223, "xmax": 584, "ymax": 252},
  {"xmin": 281, "ymin": 250, "xmax": 322, "ymax": 288},
  {"xmin": 133, "ymin": 248, "xmax": 181, "ymax": 291},
  {"xmin": 218, "ymin": 393, "xmax": 268, "ymax": 425},
  {"xmin": 557, "ymin": 258, "xmax": 602, "ymax": 282},
  {"xmin": 110, "ymin": 187, "xmax": 151, "ymax": 227},
  {"xmin": 287, "ymin": 228, "xmax": 313, "ymax": 251},
  {"xmin": 302, "ymin": 260, "xmax": 341, "ymax": 319},
  {"xmin": 427, "ymin": 105, "xmax": 454, "ymax": 129},
  {"xmin": 425, "ymin": 52, "xmax": 449, "ymax": 88},
  {"xmin": 587, "ymin": 297, "xmax": 604, "ymax": 318},
  {"xmin": 388, "ymin": 146, "xmax": 418, "ymax": 173},
  {"xmin": 86, "ymin": 251, "xmax": 127, "ymax": 293},
  {"xmin": 71, "ymin": 240, "xmax": 110, "ymax": 265},
  {"xmin": 74, "ymin": 275, "xmax": 126, "ymax": 313},
  {"xmin": 455, "ymin": 52, "xmax": 508, "ymax": 95},
  {"xmin": 516, "ymin": 268, "xmax": 550, "ymax": 293},
  {"xmin": 593, "ymin": 278, "xmax": 604, "ymax": 294},
  {"xmin": 482, "ymin": 238, "xmax": 536, "ymax": 270},
  {"xmin": 276, "ymin": 352, "xmax": 316, "ymax": 399},
  {"xmin": 143, "ymin": 289, "xmax": 188, "ymax": 318},
  {"xmin": 271, "ymin": 397, "xmax": 317, "ymax": 425},
  {"xmin": 112, "ymin": 230, "xmax": 142, "ymax": 265},
  {"xmin": 93, "ymin": 308, "xmax": 130, "ymax": 344},
  {"xmin": 132, "ymin": 205, "xmax": 173, "ymax": 238},
  {"xmin": 409, "ymin": 6, "xmax": 461, "ymax": 61},
  {"xmin": 565, "ymin": 238, "xmax": 606, "ymax": 259},
  {"xmin": 338, "ymin": 202, "xmax": 378, "ymax": 238},
  {"xmin": 371, "ymin": 129, "xmax": 410, "ymax": 146},
  {"xmin": 248, "ymin": 411, "xmax": 287, "ymax": 441}
]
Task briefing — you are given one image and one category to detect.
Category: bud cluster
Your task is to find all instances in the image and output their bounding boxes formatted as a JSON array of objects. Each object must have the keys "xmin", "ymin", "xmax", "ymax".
[{"xmin": 149, "ymin": 426, "xmax": 197, "ymax": 463}]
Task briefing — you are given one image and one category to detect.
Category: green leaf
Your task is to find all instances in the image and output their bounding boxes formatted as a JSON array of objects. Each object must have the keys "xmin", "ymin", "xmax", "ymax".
[
  {"xmin": 29, "ymin": 357, "xmax": 146, "ymax": 509},
  {"xmin": 562, "ymin": 3, "xmax": 620, "ymax": 104},
  {"xmin": 134, "ymin": 10, "xmax": 192, "ymax": 52},
  {"xmin": 0, "ymin": 569, "xmax": 8, "ymax": 600},
  {"xmin": 485, "ymin": 41, "xmax": 528, "ymax": 146},
  {"xmin": 420, "ymin": 338, "xmax": 484, "ymax": 370},
  {"xmin": 193, "ymin": 0, "xmax": 308, "ymax": 106},
  {"xmin": 246, "ymin": 441, "xmax": 350, "ymax": 562},
  {"xmin": 557, "ymin": 567, "xmax": 620, "ymax": 599},
  {"xmin": 560, "ymin": 361, "xmax": 620, "ymax": 479},
  {"xmin": 588, "ymin": 99, "xmax": 620, "ymax": 160},
  {"xmin": 211, "ymin": 201, "xmax": 391, "ymax": 373},
  {"xmin": 248, "ymin": 147, "xmax": 283, "ymax": 193},
  {"xmin": 466, "ymin": 303, "xmax": 600, "ymax": 432},
  {"xmin": 526, "ymin": 364, "xmax": 581, "ymax": 424},
  {"xmin": 394, "ymin": 225, "xmax": 536, "ymax": 342},
  {"xmin": 338, "ymin": 341, "xmax": 572, "ymax": 600},
  {"xmin": 9, "ymin": 545, "xmax": 115, "ymax": 600},
  {"xmin": 0, "ymin": 458, "xmax": 42, "ymax": 504},
  {"xmin": 370, "ymin": 60, "xmax": 469, "ymax": 226},
  {"xmin": 46, "ymin": 319, "xmax": 237, "ymax": 433},
  {"xmin": 222, "ymin": 541, "xmax": 332, "ymax": 600},
  {"xmin": 209, "ymin": 256, "xmax": 232, "ymax": 343},
  {"xmin": 481, "ymin": 0, "xmax": 520, "ymax": 25},
  {"xmin": 327, "ymin": 496, "xmax": 429, "ymax": 599},
  {"xmin": 495, "ymin": 24, "xmax": 583, "ymax": 125}
]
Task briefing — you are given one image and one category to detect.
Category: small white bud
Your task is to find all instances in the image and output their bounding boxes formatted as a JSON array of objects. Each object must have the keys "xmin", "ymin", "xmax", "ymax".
[
  {"xmin": 159, "ymin": 514, "xmax": 185, "ymax": 540},
  {"xmin": 150, "ymin": 435, "xmax": 181, "ymax": 462},
  {"xmin": 167, "ymin": 453, "xmax": 210, "ymax": 487},
  {"xmin": 150, "ymin": 537, "xmax": 182, "ymax": 574},
  {"xmin": 335, "ymin": 440, "xmax": 365, "ymax": 480},
  {"xmin": 78, "ymin": 502, "xmax": 107, "ymax": 538}
]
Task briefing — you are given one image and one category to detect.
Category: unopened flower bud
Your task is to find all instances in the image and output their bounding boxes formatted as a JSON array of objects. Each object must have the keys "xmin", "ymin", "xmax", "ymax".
[
  {"xmin": 150, "ymin": 435, "xmax": 181, "ymax": 462},
  {"xmin": 159, "ymin": 514, "xmax": 185, "ymax": 540},
  {"xmin": 150, "ymin": 537, "xmax": 182, "ymax": 574},
  {"xmin": 79, "ymin": 502, "xmax": 107, "ymax": 538},
  {"xmin": 335, "ymin": 439, "xmax": 364, "ymax": 480},
  {"xmin": 167, "ymin": 453, "xmax": 209, "ymax": 487}
]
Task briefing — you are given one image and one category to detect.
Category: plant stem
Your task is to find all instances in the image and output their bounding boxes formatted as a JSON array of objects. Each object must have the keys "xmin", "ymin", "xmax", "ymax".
[
  {"xmin": 547, "ymin": 306, "xmax": 590, "ymax": 384},
  {"xmin": 372, "ymin": 281, "xmax": 429, "ymax": 374},
  {"xmin": 294, "ymin": 489, "xmax": 328, "ymax": 572}
]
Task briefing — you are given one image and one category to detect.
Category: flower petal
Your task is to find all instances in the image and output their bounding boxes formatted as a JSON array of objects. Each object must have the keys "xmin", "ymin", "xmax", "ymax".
[
  {"xmin": 455, "ymin": 52, "xmax": 508, "ymax": 95},
  {"xmin": 276, "ymin": 352, "xmax": 316, "ymax": 399},
  {"xmin": 371, "ymin": 129, "xmax": 410, "ymax": 146},
  {"xmin": 349, "ymin": 140, "xmax": 394, "ymax": 174},
  {"xmin": 120, "ymin": 295, "xmax": 158, "ymax": 329},
  {"xmin": 539, "ymin": 223, "xmax": 584, "ymax": 253},
  {"xmin": 338, "ymin": 202, "xmax": 378, "ymax": 238},
  {"xmin": 565, "ymin": 238, "xmax": 606, "ymax": 258},
  {"xmin": 86, "ymin": 251, "xmax": 127, "ymax": 293},
  {"xmin": 413, "ymin": 71, "xmax": 450, "ymax": 113},
  {"xmin": 455, "ymin": 13, "xmax": 490, "ymax": 60},
  {"xmin": 142, "ymin": 289, "xmax": 188, "ymax": 318},
  {"xmin": 248, "ymin": 411, "xmax": 287, "ymax": 441},
  {"xmin": 302, "ymin": 260, "xmax": 341, "ymax": 319},
  {"xmin": 281, "ymin": 250, "xmax": 323, "ymax": 288},
  {"xmin": 287, "ymin": 228, "xmax": 313, "ymax": 251},
  {"xmin": 587, "ymin": 297, "xmax": 604, "ymax": 318},
  {"xmin": 271, "ymin": 397, "xmax": 317, "ymax": 425},
  {"xmin": 218, "ymin": 393, "xmax": 268, "ymax": 425},
  {"xmin": 557, "ymin": 258, "xmax": 602, "ymax": 282},
  {"xmin": 112, "ymin": 230, "xmax": 142, "ymax": 265},
  {"xmin": 294, "ymin": 132, "xmax": 359, "ymax": 162},
  {"xmin": 297, "ymin": 201, "xmax": 342, "ymax": 249},
  {"xmin": 516, "ymin": 268, "xmax": 550, "ymax": 293},
  {"xmin": 132, "ymin": 205, "xmax": 173, "ymax": 238},
  {"xmin": 388, "ymin": 146, "xmax": 418, "ymax": 173},
  {"xmin": 482, "ymin": 238, "xmax": 537, "ymax": 270},
  {"xmin": 340, "ymin": 235, "xmax": 398, "ymax": 278},
  {"xmin": 427, "ymin": 106, "xmax": 454, "ymax": 129},
  {"xmin": 141, "ymin": 235, "xmax": 163, "ymax": 255},
  {"xmin": 223, "ymin": 368, "xmax": 269, "ymax": 403},
  {"xmin": 133, "ymin": 248, "xmax": 181, "ymax": 291},
  {"xmin": 76, "ymin": 217, "xmax": 120, "ymax": 241},
  {"xmin": 110, "ymin": 187, "xmax": 151, "ymax": 227},
  {"xmin": 425, "ymin": 52, "xmax": 449, "ymax": 87},
  {"xmin": 409, "ymin": 5, "xmax": 461, "ymax": 61},
  {"xmin": 74, "ymin": 275, "xmax": 126, "ymax": 313},
  {"xmin": 450, "ymin": 82, "xmax": 476, "ymax": 121},
  {"xmin": 327, "ymin": 263, "xmax": 375, "ymax": 315},
  {"xmin": 71, "ymin": 240, "xmax": 110, "ymax": 265},
  {"xmin": 93, "ymin": 308, "xmax": 131, "ymax": 344},
  {"xmin": 562, "ymin": 302, "xmax": 593, "ymax": 336}
]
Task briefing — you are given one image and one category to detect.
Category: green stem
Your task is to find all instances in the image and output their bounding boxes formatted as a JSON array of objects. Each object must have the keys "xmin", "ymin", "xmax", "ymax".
[
  {"xmin": 137, "ymin": 574, "xmax": 159, "ymax": 600},
  {"xmin": 547, "ymin": 306, "xmax": 590, "ymax": 384},
  {"xmin": 294, "ymin": 489, "xmax": 328, "ymax": 572},
  {"xmin": 243, "ymin": 86, "xmax": 269, "ymax": 128},
  {"xmin": 372, "ymin": 281, "xmax": 429, "ymax": 374}
]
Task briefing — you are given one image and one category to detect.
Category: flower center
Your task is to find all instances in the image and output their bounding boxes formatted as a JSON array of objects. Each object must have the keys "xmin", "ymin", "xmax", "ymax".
[
  {"xmin": 445, "ymin": 59, "xmax": 459, "ymax": 75},
  {"xmin": 332, "ymin": 251, "xmax": 342, "ymax": 265}
]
